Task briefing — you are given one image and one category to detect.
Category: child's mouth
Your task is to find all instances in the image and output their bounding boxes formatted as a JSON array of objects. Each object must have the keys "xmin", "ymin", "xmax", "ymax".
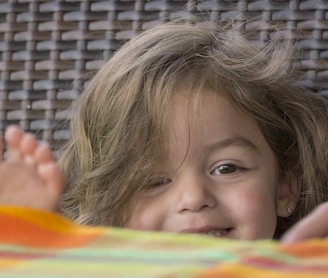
[
  {"xmin": 200, "ymin": 228, "xmax": 232, "ymax": 238},
  {"xmin": 180, "ymin": 227, "xmax": 233, "ymax": 238}
]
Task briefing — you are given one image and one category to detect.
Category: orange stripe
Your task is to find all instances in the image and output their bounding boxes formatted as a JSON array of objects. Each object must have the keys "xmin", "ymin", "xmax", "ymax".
[
  {"xmin": 0, "ymin": 211, "xmax": 101, "ymax": 248},
  {"xmin": 198, "ymin": 263, "xmax": 328, "ymax": 278},
  {"xmin": 277, "ymin": 240, "xmax": 328, "ymax": 258},
  {"xmin": 0, "ymin": 206, "xmax": 104, "ymax": 234}
]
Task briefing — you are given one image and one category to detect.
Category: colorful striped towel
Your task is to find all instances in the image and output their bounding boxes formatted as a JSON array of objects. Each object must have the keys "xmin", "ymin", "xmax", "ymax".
[{"xmin": 0, "ymin": 206, "xmax": 327, "ymax": 277}]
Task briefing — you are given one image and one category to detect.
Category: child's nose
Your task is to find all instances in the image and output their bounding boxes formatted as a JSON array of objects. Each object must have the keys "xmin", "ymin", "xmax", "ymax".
[{"xmin": 175, "ymin": 175, "xmax": 217, "ymax": 213}]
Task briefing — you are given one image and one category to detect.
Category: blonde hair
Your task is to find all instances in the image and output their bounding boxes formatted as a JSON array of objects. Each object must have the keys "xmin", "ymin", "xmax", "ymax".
[{"xmin": 58, "ymin": 20, "xmax": 328, "ymax": 238}]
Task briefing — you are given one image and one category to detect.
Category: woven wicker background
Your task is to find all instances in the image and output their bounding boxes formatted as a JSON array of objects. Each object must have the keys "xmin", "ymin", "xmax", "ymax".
[{"xmin": 0, "ymin": 0, "xmax": 327, "ymax": 151}]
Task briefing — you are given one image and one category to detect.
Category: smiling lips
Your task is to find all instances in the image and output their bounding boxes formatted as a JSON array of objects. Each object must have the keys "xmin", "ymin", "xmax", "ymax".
[{"xmin": 180, "ymin": 227, "xmax": 233, "ymax": 238}]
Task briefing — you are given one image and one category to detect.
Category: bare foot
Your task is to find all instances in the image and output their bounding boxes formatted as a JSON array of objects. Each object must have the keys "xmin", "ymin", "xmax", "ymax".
[{"xmin": 0, "ymin": 125, "xmax": 64, "ymax": 211}]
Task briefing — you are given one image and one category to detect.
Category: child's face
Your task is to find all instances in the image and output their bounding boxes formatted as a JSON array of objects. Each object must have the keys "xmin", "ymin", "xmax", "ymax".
[{"xmin": 126, "ymin": 88, "xmax": 287, "ymax": 240}]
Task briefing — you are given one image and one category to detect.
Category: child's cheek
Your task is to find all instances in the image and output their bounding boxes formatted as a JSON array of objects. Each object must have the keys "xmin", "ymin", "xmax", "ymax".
[{"xmin": 228, "ymin": 188, "xmax": 276, "ymax": 216}]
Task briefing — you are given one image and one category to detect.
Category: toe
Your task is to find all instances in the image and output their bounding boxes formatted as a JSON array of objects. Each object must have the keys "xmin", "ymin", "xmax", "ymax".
[
  {"xmin": 5, "ymin": 125, "xmax": 23, "ymax": 149},
  {"xmin": 5, "ymin": 125, "xmax": 24, "ymax": 162},
  {"xmin": 21, "ymin": 133, "xmax": 38, "ymax": 156},
  {"xmin": 34, "ymin": 143, "xmax": 54, "ymax": 164}
]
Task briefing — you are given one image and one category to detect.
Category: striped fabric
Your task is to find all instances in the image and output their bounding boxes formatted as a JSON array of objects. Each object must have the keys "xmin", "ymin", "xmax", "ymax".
[{"xmin": 0, "ymin": 206, "xmax": 327, "ymax": 277}]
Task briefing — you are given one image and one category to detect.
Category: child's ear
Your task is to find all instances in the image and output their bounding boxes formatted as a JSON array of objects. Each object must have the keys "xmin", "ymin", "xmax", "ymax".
[{"xmin": 276, "ymin": 170, "xmax": 300, "ymax": 217}]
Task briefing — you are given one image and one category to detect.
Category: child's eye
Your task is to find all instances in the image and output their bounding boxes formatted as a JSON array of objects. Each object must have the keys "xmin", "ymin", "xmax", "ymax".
[
  {"xmin": 211, "ymin": 164, "xmax": 239, "ymax": 175},
  {"xmin": 155, "ymin": 178, "xmax": 172, "ymax": 186},
  {"xmin": 149, "ymin": 178, "xmax": 172, "ymax": 188}
]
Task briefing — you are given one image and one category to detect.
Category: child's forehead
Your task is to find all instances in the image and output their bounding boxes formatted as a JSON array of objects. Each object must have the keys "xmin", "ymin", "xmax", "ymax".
[{"xmin": 161, "ymin": 87, "xmax": 245, "ymax": 141}]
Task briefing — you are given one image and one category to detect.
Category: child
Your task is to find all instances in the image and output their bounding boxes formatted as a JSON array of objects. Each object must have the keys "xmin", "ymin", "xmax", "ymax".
[
  {"xmin": 2, "ymin": 19, "xmax": 328, "ymax": 241},
  {"xmin": 56, "ymin": 19, "xmax": 328, "ymax": 240}
]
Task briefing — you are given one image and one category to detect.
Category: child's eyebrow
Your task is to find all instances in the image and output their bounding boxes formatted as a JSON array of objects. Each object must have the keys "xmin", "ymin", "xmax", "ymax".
[{"xmin": 207, "ymin": 136, "xmax": 259, "ymax": 153}]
